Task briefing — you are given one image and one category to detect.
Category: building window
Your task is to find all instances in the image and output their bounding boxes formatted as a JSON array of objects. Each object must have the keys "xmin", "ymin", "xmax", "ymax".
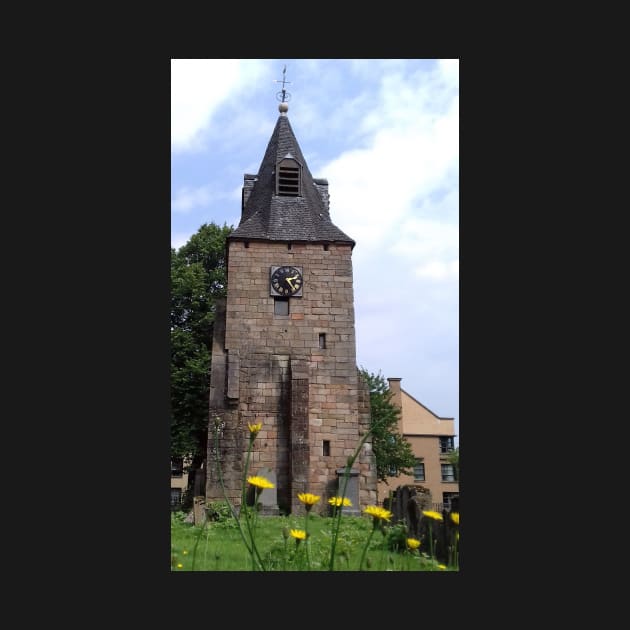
[
  {"xmin": 439, "ymin": 436, "xmax": 455, "ymax": 454},
  {"xmin": 274, "ymin": 297, "xmax": 289, "ymax": 315},
  {"xmin": 318, "ymin": 333, "xmax": 326, "ymax": 349},
  {"xmin": 441, "ymin": 464, "xmax": 457, "ymax": 482},
  {"xmin": 276, "ymin": 157, "xmax": 301, "ymax": 196},
  {"xmin": 171, "ymin": 457, "xmax": 183, "ymax": 478},
  {"xmin": 323, "ymin": 244, "xmax": 329, "ymax": 251},
  {"xmin": 413, "ymin": 460, "xmax": 425, "ymax": 482},
  {"xmin": 388, "ymin": 465, "xmax": 398, "ymax": 476},
  {"xmin": 323, "ymin": 440, "xmax": 330, "ymax": 456},
  {"xmin": 170, "ymin": 488, "xmax": 182, "ymax": 509}
]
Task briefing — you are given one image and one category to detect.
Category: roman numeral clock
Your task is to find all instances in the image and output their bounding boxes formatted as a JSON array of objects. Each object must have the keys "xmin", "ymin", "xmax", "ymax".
[{"xmin": 270, "ymin": 265, "xmax": 303, "ymax": 297}]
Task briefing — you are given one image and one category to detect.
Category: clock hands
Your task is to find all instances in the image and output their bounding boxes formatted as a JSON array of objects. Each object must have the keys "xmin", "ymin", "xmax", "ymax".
[
  {"xmin": 270, "ymin": 266, "xmax": 302, "ymax": 296},
  {"xmin": 285, "ymin": 275, "xmax": 300, "ymax": 291}
]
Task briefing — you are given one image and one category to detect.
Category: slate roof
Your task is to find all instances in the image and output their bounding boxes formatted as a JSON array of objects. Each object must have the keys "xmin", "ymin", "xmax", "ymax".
[{"xmin": 229, "ymin": 114, "xmax": 355, "ymax": 246}]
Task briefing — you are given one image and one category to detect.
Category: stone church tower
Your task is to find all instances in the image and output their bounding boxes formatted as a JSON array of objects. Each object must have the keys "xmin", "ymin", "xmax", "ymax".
[{"xmin": 206, "ymin": 97, "xmax": 377, "ymax": 515}]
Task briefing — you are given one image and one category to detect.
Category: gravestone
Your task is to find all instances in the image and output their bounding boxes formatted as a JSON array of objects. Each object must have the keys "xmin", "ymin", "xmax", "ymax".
[
  {"xmin": 256, "ymin": 467, "xmax": 279, "ymax": 515},
  {"xmin": 193, "ymin": 496, "xmax": 206, "ymax": 525},
  {"xmin": 336, "ymin": 468, "xmax": 360, "ymax": 516}
]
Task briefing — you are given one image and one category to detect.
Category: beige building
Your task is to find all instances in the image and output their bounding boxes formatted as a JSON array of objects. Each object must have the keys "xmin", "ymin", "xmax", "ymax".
[
  {"xmin": 377, "ymin": 378, "xmax": 459, "ymax": 510},
  {"xmin": 170, "ymin": 456, "xmax": 190, "ymax": 510}
]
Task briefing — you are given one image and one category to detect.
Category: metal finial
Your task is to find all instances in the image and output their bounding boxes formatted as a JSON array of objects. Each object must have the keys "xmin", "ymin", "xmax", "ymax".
[{"xmin": 274, "ymin": 65, "xmax": 292, "ymax": 113}]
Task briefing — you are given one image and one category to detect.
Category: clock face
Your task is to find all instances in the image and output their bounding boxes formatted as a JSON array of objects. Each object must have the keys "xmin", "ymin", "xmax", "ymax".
[{"xmin": 270, "ymin": 265, "xmax": 303, "ymax": 296}]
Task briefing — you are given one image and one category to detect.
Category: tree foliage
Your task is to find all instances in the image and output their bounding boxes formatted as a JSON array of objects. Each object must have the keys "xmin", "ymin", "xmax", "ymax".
[
  {"xmin": 359, "ymin": 368, "xmax": 417, "ymax": 484},
  {"xmin": 170, "ymin": 222, "xmax": 232, "ymax": 470},
  {"xmin": 447, "ymin": 446, "xmax": 459, "ymax": 481}
]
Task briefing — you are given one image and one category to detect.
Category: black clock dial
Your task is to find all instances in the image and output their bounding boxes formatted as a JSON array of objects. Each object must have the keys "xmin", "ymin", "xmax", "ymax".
[{"xmin": 270, "ymin": 265, "xmax": 303, "ymax": 296}]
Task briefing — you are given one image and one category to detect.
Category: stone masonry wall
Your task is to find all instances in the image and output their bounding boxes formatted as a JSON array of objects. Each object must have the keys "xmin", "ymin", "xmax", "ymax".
[{"xmin": 207, "ymin": 239, "xmax": 377, "ymax": 514}]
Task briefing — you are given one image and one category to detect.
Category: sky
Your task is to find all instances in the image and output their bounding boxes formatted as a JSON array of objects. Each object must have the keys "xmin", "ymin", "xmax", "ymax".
[{"xmin": 171, "ymin": 59, "xmax": 459, "ymax": 445}]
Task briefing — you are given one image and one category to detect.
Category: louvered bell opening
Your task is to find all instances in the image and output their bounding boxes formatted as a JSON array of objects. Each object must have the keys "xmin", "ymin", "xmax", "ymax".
[{"xmin": 277, "ymin": 165, "xmax": 300, "ymax": 196}]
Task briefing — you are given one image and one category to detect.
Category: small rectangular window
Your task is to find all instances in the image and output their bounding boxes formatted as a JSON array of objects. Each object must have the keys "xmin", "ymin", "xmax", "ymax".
[
  {"xmin": 413, "ymin": 460, "xmax": 425, "ymax": 482},
  {"xmin": 323, "ymin": 440, "xmax": 330, "ymax": 456},
  {"xmin": 441, "ymin": 464, "xmax": 456, "ymax": 482},
  {"xmin": 323, "ymin": 244, "xmax": 329, "ymax": 251},
  {"xmin": 439, "ymin": 436, "xmax": 455, "ymax": 453},
  {"xmin": 318, "ymin": 333, "xmax": 326, "ymax": 349},
  {"xmin": 171, "ymin": 457, "xmax": 183, "ymax": 478},
  {"xmin": 274, "ymin": 297, "xmax": 289, "ymax": 316}
]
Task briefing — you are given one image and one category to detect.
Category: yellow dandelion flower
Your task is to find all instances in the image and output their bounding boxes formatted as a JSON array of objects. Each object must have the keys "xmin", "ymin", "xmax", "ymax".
[
  {"xmin": 328, "ymin": 496, "xmax": 352, "ymax": 507},
  {"xmin": 363, "ymin": 505, "xmax": 393, "ymax": 521},
  {"xmin": 406, "ymin": 538, "xmax": 421, "ymax": 550},
  {"xmin": 438, "ymin": 564, "xmax": 447, "ymax": 570},
  {"xmin": 450, "ymin": 512, "xmax": 459, "ymax": 525},
  {"xmin": 422, "ymin": 510, "xmax": 444, "ymax": 522},
  {"xmin": 247, "ymin": 475, "xmax": 275, "ymax": 490},
  {"xmin": 176, "ymin": 563, "xmax": 183, "ymax": 569},
  {"xmin": 297, "ymin": 492, "xmax": 321, "ymax": 506},
  {"xmin": 289, "ymin": 529, "xmax": 307, "ymax": 540},
  {"xmin": 248, "ymin": 421, "xmax": 263, "ymax": 435},
  {"xmin": 182, "ymin": 550, "xmax": 188, "ymax": 555}
]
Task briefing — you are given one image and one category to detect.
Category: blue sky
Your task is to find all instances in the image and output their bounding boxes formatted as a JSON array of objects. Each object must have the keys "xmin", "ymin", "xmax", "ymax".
[{"xmin": 171, "ymin": 59, "xmax": 459, "ymax": 444}]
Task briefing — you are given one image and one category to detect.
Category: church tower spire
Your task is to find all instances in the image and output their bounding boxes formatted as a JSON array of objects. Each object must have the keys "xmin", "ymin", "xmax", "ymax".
[
  {"xmin": 232, "ymin": 73, "xmax": 353, "ymax": 246},
  {"xmin": 206, "ymin": 70, "xmax": 377, "ymax": 516}
]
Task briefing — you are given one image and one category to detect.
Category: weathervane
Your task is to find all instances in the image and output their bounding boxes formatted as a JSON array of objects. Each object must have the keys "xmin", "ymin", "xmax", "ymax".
[{"xmin": 274, "ymin": 65, "xmax": 291, "ymax": 113}]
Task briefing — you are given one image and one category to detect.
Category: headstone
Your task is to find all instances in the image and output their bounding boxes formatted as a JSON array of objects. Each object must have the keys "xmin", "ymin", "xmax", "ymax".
[
  {"xmin": 336, "ymin": 468, "xmax": 360, "ymax": 516},
  {"xmin": 256, "ymin": 467, "xmax": 279, "ymax": 515},
  {"xmin": 193, "ymin": 496, "xmax": 207, "ymax": 525}
]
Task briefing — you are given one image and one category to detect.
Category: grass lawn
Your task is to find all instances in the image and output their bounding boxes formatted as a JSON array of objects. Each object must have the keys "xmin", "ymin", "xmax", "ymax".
[{"xmin": 170, "ymin": 510, "xmax": 456, "ymax": 571}]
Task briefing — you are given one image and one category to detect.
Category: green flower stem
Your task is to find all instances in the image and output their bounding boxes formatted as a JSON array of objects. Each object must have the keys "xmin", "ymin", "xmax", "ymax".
[
  {"xmin": 213, "ymin": 421, "xmax": 253, "ymax": 553},
  {"xmin": 452, "ymin": 530, "xmax": 459, "ymax": 570},
  {"xmin": 203, "ymin": 526, "xmax": 210, "ymax": 569},
  {"xmin": 304, "ymin": 510, "xmax": 312, "ymax": 570},
  {"xmin": 296, "ymin": 539, "xmax": 305, "ymax": 571},
  {"xmin": 328, "ymin": 429, "xmax": 372, "ymax": 571},
  {"xmin": 378, "ymin": 528, "xmax": 388, "ymax": 571},
  {"xmin": 190, "ymin": 514, "xmax": 208, "ymax": 571},
  {"xmin": 240, "ymin": 435, "xmax": 266, "ymax": 571},
  {"xmin": 359, "ymin": 522, "xmax": 377, "ymax": 570},
  {"xmin": 212, "ymin": 420, "xmax": 265, "ymax": 570}
]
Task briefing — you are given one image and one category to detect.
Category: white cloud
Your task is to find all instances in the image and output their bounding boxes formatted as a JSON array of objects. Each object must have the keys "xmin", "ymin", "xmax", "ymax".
[
  {"xmin": 170, "ymin": 59, "xmax": 459, "ymax": 436},
  {"xmin": 171, "ymin": 185, "xmax": 213, "ymax": 214},
  {"xmin": 171, "ymin": 231, "xmax": 193, "ymax": 251},
  {"xmin": 171, "ymin": 59, "xmax": 267, "ymax": 152},
  {"xmin": 392, "ymin": 217, "xmax": 459, "ymax": 264},
  {"xmin": 414, "ymin": 260, "xmax": 459, "ymax": 281},
  {"xmin": 321, "ymin": 63, "xmax": 459, "ymax": 264},
  {"xmin": 437, "ymin": 58, "xmax": 459, "ymax": 87}
]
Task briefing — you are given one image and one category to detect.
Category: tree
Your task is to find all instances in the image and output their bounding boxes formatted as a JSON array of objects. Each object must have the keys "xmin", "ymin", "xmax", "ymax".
[
  {"xmin": 171, "ymin": 222, "xmax": 232, "ymax": 504},
  {"xmin": 447, "ymin": 446, "xmax": 459, "ymax": 481},
  {"xmin": 359, "ymin": 368, "xmax": 417, "ymax": 493}
]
